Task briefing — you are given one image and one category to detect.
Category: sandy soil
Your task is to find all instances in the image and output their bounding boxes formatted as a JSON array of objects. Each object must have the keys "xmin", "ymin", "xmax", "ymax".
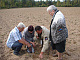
[{"xmin": 0, "ymin": 7, "xmax": 80, "ymax": 60}]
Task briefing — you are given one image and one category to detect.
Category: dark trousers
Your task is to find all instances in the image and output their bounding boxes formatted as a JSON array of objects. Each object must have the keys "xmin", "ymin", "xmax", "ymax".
[
  {"xmin": 12, "ymin": 41, "xmax": 23, "ymax": 53},
  {"xmin": 51, "ymin": 40, "xmax": 66, "ymax": 53}
]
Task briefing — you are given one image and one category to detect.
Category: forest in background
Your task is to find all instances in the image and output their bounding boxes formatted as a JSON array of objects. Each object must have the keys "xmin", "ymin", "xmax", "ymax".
[{"xmin": 0, "ymin": 0, "xmax": 80, "ymax": 9}]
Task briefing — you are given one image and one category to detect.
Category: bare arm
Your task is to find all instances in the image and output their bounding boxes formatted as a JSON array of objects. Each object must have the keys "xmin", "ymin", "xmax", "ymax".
[{"xmin": 18, "ymin": 37, "xmax": 31, "ymax": 47}]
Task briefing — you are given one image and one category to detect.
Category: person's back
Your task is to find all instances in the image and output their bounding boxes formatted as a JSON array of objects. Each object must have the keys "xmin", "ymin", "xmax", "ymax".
[{"xmin": 41, "ymin": 26, "xmax": 50, "ymax": 37}]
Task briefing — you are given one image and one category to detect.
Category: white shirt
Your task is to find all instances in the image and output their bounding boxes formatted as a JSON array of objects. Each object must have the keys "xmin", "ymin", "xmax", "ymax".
[
  {"xmin": 34, "ymin": 26, "xmax": 50, "ymax": 52},
  {"xmin": 41, "ymin": 26, "xmax": 50, "ymax": 52},
  {"xmin": 6, "ymin": 27, "xmax": 22, "ymax": 48}
]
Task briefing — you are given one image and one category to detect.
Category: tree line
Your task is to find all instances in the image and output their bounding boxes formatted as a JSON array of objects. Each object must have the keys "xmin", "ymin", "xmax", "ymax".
[{"xmin": 0, "ymin": 0, "xmax": 80, "ymax": 9}]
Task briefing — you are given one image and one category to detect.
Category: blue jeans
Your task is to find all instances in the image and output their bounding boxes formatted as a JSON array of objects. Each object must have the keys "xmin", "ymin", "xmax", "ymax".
[{"xmin": 12, "ymin": 41, "xmax": 23, "ymax": 53}]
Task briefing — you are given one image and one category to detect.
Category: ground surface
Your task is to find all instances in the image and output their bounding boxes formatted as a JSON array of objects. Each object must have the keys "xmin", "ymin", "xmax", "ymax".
[{"xmin": 0, "ymin": 7, "xmax": 80, "ymax": 60}]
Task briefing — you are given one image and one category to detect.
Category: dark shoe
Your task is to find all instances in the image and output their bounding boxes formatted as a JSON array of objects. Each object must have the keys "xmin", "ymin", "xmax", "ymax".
[
  {"xmin": 30, "ymin": 51, "xmax": 32, "ymax": 53},
  {"xmin": 56, "ymin": 58, "xmax": 63, "ymax": 60},
  {"xmin": 27, "ymin": 49, "xmax": 32, "ymax": 53},
  {"xmin": 53, "ymin": 54, "xmax": 58, "ymax": 57}
]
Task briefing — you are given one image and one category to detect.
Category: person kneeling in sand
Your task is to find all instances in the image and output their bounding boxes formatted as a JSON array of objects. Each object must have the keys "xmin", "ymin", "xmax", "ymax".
[
  {"xmin": 22, "ymin": 25, "xmax": 35, "ymax": 53},
  {"xmin": 6, "ymin": 22, "xmax": 31, "ymax": 56}
]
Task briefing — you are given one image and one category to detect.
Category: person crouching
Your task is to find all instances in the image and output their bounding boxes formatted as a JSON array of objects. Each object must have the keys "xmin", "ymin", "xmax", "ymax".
[{"xmin": 22, "ymin": 25, "xmax": 35, "ymax": 53}]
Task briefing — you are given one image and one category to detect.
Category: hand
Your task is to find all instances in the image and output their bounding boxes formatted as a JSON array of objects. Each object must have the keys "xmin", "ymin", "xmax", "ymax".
[
  {"xmin": 36, "ymin": 36, "xmax": 39, "ymax": 39},
  {"xmin": 27, "ymin": 43, "xmax": 31, "ymax": 47},
  {"xmin": 31, "ymin": 42, "xmax": 35, "ymax": 47},
  {"xmin": 39, "ymin": 52, "xmax": 43, "ymax": 59}
]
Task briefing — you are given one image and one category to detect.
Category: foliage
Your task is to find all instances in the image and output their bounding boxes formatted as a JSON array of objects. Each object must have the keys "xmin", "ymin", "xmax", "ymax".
[{"xmin": 0, "ymin": 0, "xmax": 80, "ymax": 9}]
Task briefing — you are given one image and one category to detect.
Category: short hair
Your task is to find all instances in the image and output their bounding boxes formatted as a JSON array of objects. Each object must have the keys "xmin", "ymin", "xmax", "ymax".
[
  {"xmin": 17, "ymin": 22, "xmax": 25, "ymax": 28},
  {"xmin": 28, "ymin": 25, "xmax": 34, "ymax": 31},
  {"xmin": 35, "ymin": 26, "xmax": 42, "ymax": 31},
  {"xmin": 47, "ymin": 5, "xmax": 57, "ymax": 12}
]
